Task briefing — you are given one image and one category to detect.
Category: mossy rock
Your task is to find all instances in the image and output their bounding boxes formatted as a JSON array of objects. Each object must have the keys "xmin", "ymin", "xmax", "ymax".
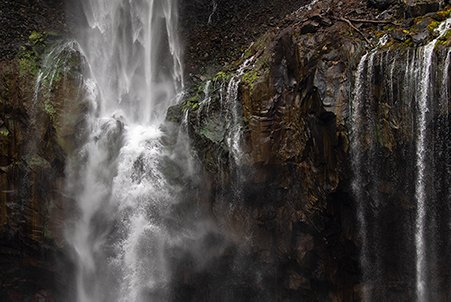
[
  {"xmin": 18, "ymin": 47, "xmax": 40, "ymax": 77},
  {"xmin": 0, "ymin": 127, "xmax": 10, "ymax": 137},
  {"xmin": 29, "ymin": 31, "xmax": 46, "ymax": 45},
  {"xmin": 26, "ymin": 154, "xmax": 51, "ymax": 170},
  {"xmin": 436, "ymin": 29, "xmax": 451, "ymax": 47},
  {"xmin": 213, "ymin": 70, "xmax": 231, "ymax": 82},
  {"xmin": 198, "ymin": 119, "xmax": 225, "ymax": 144},
  {"xmin": 241, "ymin": 69, "xmax": 259, "ymax": 90}
]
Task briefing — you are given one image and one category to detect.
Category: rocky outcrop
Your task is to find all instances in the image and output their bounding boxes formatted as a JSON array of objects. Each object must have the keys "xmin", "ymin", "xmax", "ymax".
[
  {"xmin": 179, "ymin": 0, "xmax": 310, "ymax": 84},
  {"xmin": 0, "ymin": 31, "xmax": 87, "ymax": 301},
  {"xmin": 172, "ymin": 0, "xmax": 451, "ymax": 300},
  {"xmin": 402, "ymin": 0, "xmax": 447, "ymax": 17}
]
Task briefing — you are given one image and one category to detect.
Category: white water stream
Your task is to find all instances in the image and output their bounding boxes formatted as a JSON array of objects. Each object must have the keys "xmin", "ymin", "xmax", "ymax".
[
  {"xmin": 415, "ymin": 19, "xmax": 450, "ymax": 302},
  {"xmin": 65, "ymin": 1, "xmax": 184, "ymax": 301},
  {"xmin": 352, "ymin": 18, "xmax": 451, "ymax": 302}
]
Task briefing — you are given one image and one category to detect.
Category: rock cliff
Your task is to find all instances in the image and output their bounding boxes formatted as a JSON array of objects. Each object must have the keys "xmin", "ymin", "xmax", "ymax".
[
  {"xmin": 170, "ymin": 0, "xmax": 451, "ymax": 300},
  {"xmin": 0, "ymin": 0, "xmax": 450, "ymax": 301}
]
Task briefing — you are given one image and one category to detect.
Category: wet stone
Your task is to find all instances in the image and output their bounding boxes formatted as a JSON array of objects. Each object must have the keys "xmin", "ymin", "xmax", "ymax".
[{"xmin": 412, "ymin": 29, "xmax": 430, "ymax": 44}]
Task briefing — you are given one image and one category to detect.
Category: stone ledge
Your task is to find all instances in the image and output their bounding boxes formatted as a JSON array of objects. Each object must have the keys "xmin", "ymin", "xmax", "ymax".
[{"xmin": 401, "ymin": 0, "xmax": 446, "ymax": 17}]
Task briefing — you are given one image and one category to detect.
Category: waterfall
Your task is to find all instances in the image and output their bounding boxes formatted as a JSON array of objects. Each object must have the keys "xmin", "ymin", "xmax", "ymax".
[
  {"xmin": 207, "ymin": 0, "xmax": 217, "ymax": 24},
  {"xmin": 351, "ymin": 18, "xmax": 451, "ymax": 301},
  {"xmin": 197, "ymin": 80, "xmax": 212, "ymax": 126},
  {"xmin": 65, "ymin": 0, "xmax": 184, "ymax": 301},
  {"xmin": 225, "ymin": 57, "xmax": 254, "ymax": 166},
  {"xmin": 415, "ymin": 19, "xmax": 451, "ymax": 302},
  {"xmin": 351, "ymin": 52, "xmax": 371, "ymax": 301},
  {"xmin": 414, "ymin": 39, "xmax": 433, "ymax": 302},
  {"xmin": 296, "ymin": 0, "xmax": 319, "ymax": 13}
]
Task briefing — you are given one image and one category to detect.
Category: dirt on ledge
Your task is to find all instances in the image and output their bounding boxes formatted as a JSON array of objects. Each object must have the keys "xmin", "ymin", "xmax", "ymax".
[{"xmin": 180, "ymin": 0, "xmax": 308, "ymax": 83}]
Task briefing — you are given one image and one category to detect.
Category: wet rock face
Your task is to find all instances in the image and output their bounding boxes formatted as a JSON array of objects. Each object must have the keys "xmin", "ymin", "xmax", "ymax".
[
  {"xmin": 401, "ymin": 0, "xmax": 444, "ymax": 17},
  {"xmin": 0, "ymin": 35, "xmax": 87, "ymax": 300},
  {"xmin": 179, "ymin": 1, "xmax": 451, "ymax": 301},
  {"xmin": 175, "ymin": 6, "xmax": 365, "ymax": 299},
  {"xmin": 231, "ymin": 21, "xmax": 361, "ymax": 301},
  {"xmin": 349, "ymin": 46, "xmax": 451, "ymax": 301}
]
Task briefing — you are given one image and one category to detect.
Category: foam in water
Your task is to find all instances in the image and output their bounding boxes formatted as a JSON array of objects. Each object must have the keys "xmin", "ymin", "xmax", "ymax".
[{"xmin": 66, "ymin": 0, "xmax": 184, "ymax": 301}]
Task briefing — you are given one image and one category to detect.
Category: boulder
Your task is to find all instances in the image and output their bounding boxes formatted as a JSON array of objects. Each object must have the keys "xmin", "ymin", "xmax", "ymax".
[{"xmin": 401, "ymin": 0, "xmax": 443, "ymax": 17}]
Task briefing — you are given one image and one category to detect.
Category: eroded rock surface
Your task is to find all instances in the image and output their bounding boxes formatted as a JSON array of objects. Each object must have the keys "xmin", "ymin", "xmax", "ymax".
[
  {"xmin": 1, "ymin": 0, "xmax": 450, "ymax": 301},
  {"xmin": 173, "ymin": 0, "xmax": 451, "ymax": 300}
]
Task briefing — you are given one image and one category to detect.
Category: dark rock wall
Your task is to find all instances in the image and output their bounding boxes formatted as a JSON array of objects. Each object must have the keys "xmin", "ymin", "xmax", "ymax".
[
  {"xmin": 350, "ymin": 45, "xmax": 451, "ymax": 301},
  {"xmin": 0, "ymin": 0, "xmax": 66, "ymax": 60},
  {"xmin": 176, "ymin": 0, "xmax": 451, "ymax": 300},
  {"xmin": 0, "ymin": 30, "xmax": 87, "ymax": 301},
  {"xmin": 180, "ymin": 0, "xmax": 308, "ymax": 83},
  {"xmin": 179, "ymin": 12, "xmax": 365, "ymax": 301}
]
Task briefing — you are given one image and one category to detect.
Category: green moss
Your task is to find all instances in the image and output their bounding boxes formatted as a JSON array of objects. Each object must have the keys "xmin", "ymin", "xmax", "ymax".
[
  {"xmin": 17, "ymin": 31, "xmax": 55, "ymax": 78},
  {"xmin": 436, "ymin": 39, "xmax": 447, "ymax": 46},
  {"xmin": 243, "ymin": 47, "xmax": 253, "ymax": 60},
  {"xmin": 213, "ymin": 70, "xmax": 231, "ymax": 82},
  {"xmin": 440, "ymin": 29, "xmax": 451, "ymax": 41},
  {"xmin": 18, "ymin": 48, "xmax": 39, "ymax": 77},
  {"xmin": 403, "ymin": 38, "xmax": 414, "ymax": 47},
  {"xmin": 241, "ymin": 69, "xmax": 259, "ymax": 90},
  {"xmin": 436, "ymin": 30, "xmax": 451, "ymax": 47},
  {"xmin": 42, "ymin": 65, "xmax": 64, "ymax": 90},
  {"xmin": 437, "ymin": 6, "xmax": 451, "ymax": 19},
  {"xmin": 27, "ymin": 154, "xmax": 51, "ymax": 170},
  {"xmin": 384, "ymin": 25, "xmax": 396, "ymax": 31},
  {"xmin": 29, "ymin": 31, "xmax": 45, "ymax": 44},
  {"xmin": 44, "ymin": 101, "xmax": 57, "ymax": 120},
  {"xmin": 428, "ymin": 20, "xmax": 440, "ymax": 32},
  {"xmin": 0, "ymin": 127, "xmax": 10, "ymax": 137},
  {"xmin": 182, "ymin": 95, "xmax": 200, "ymax": 111}
]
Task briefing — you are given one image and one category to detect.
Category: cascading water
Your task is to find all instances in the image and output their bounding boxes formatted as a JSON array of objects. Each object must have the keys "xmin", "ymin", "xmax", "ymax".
[
  {"xmin": 351, "ymin": 19, "xmax": 451, "ymax": 301},
  {"xmin": 65, "ymin": 0, "xmax": 184, "ymax": 301},
  {"xmin": 414, "ymin": 19, "xmax": 450, "ymax": 302},
  {"xmin": 207, "ymin": 0, "xmax": 218, "ymax": 24},
  {"xmin": 225, "ymin": 57, "xmax": 254, "ymax": 167},
  {"xmin": 351, "ymin": 52, "xmax": 371, "ymax": 301}
]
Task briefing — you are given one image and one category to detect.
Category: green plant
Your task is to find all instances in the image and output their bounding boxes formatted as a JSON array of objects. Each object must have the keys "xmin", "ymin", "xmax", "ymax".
[
  {"xmin": 437, "ymin": 6, "xmax": 451, "ymax": 19},
  {"xmin": 241, "ymin": 69, "xmax": 259, "ymax": 90},
  {"xmin": 18, "ymin": 48, "xmax": 39, "ymax": 77},
  {"xmin": 182, "ymin": 95, "xmax": 200, "ymax": 111},
  {"xmin": 428, "ymin": 20, "xmax": 440, "ymax": 32},
  {"xmin": 29, "ymin": 31, "xmax": 46, "ymax": 44},
  {"xmin": 44, "ymin": 101, "xmax": 57, "ymax": 120},
  {"xmin": 213, "ymin": 70, "xmax": 231, "ymax": 82}
]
